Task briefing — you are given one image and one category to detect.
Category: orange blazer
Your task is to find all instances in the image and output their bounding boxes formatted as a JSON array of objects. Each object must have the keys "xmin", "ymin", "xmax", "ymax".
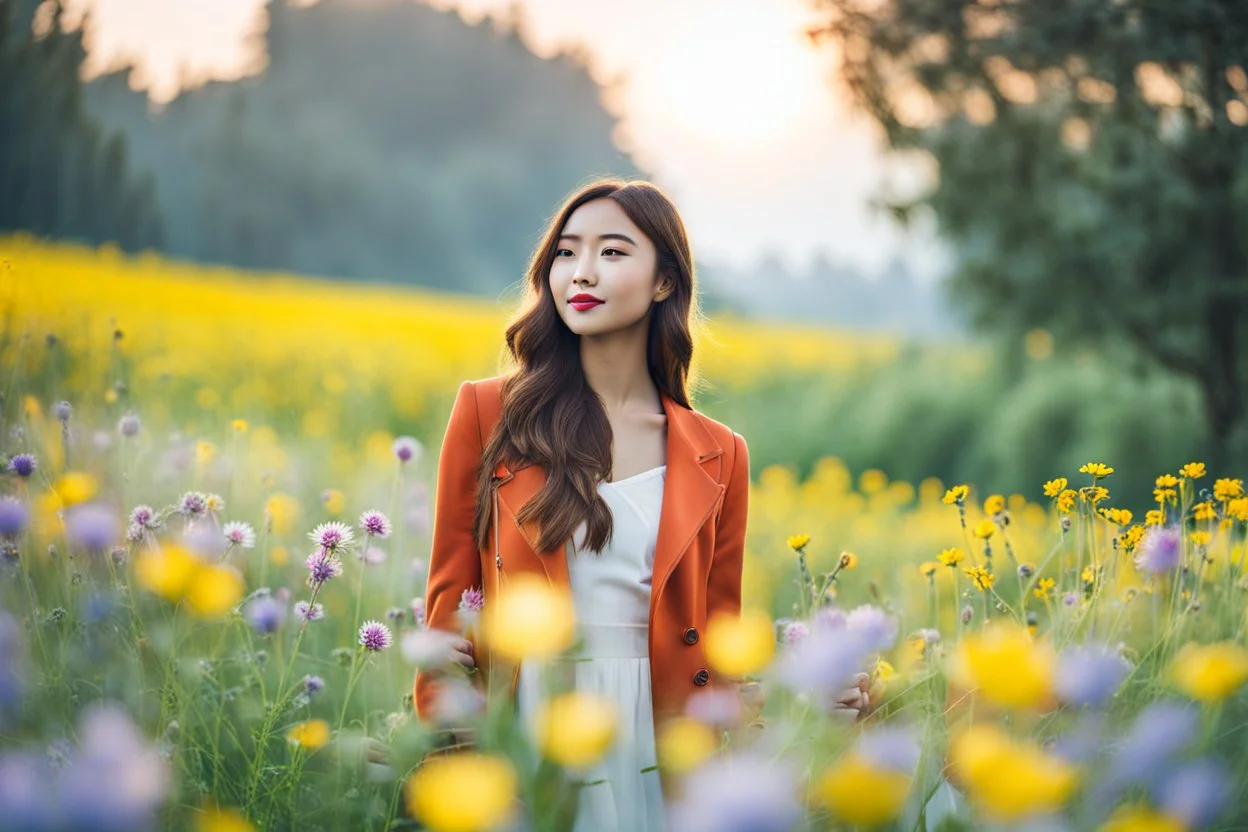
[{"xmin": 413, "ymin": 375, "xmax": 750, "ymax": 726}]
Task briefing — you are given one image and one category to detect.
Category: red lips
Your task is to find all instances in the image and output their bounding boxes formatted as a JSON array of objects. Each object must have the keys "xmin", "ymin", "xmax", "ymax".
[{"xmin": 569, "ymin": 293, "xmax": 604, "ymax": 311}]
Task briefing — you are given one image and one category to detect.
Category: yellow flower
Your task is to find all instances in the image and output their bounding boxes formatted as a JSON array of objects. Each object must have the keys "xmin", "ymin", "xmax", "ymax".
[
  {"xmin": 1120, "ymin": 525, "xmax": 1146, "ymax": 551},
  {"xmin": 1082, "ymin": 486, "xmax": 1110, "ymax": 504},
  {"xmin": 657, "ymin": 717, "xmax": 718, "ymax": 774},
  {"xmin": 52, "ymin": 472, "xmax": 99, "ymax": 507},
  {"xmin": 1033, "ymin": 577, "xmax": 1055, "ymax": 600},
  {"xmin": 534, "ymin": 693, "xmax": 617, "ymax": 770},
  {"xmin": 983, "ymin": 494, "xmax": 1005, "ymax": 515},
  {"xmin": 286, "ymin": 719, "xmax": 330, "ymax": 750},
  {"xmin": 874, "ymin": 658, "xmax": 897, "ymax": 684},
  {"xmin": 1081, "ymin": 567, "xmax": 1096, "ymax": 585},
  {"xmin": 1190, "ymin": 531, "xmax": 1211, "ymax": 547},
  {"xmin": 919, "ymin": 561, "xmax": 940, "ymax": 578},
  {"xmin": 1042, "ymin": 478, "xmax": 1068, "ymax": 498},
  {"xmin": 320, "ymin": 488, "xmax": 346, "ymax": 516},
  {"xmin": 204, "ymin": 494, "xmax": 225, "ymax": 514},
  {"xmin": 1213, "ymin": 478, "xmax": 1244, "ymax": 501},
  {"xmin": 1169, "ymin": 642, "xmax": 1248, "ymax": 702},
  {"xmin": 953, "ymin": 623, "xmax": 1054, "ymax": 710},
  {"xmin": 264, "ymin": 493, "xmax": 301, "ymax": 535},
  {"xmin": 706, "ymin": 608, "xmax": 775, "ymax": 677},
  {"xmin": 1229, "ymin": 497, "xmax": 1248, "ymax": 523},
  {"xmin": 1098, "ymin": 805, "xmax": 1185, "ymax": 832},
  {"xmin": 1100, "ymin": 507, "xmax": 1132, "ymax": 526},
  {"xmin": 786, "ymin": 533, "xmax": 811, "ymax": 552},
  {"xmin": 1057, "ymin": 489, "xmax": 1077, "ymax": 513},
  {"xmin": 943, "ymin": 485, "xmax": 969, "ymax": 505},
  {"xmin": 963, "ymin": 566, "xmax": 995, "ymax": 592},
  {"xmin": 184, "ymin": 564, "xmax": 245, "ymax": 618},
  {"xmin": 1180, "ymin": 462, "xmax": 1206, "ymax": 479},
  {"xmin": 1079, "ymin": 462, "xmax": 1114, "ymax": 478},
  {"xmin": 196, "ymin": 804, "xmax": 256, "ymax": 832},
  {"xmin": 950, "ymin": 724, "xmax": 1075, "ymax": 822},
  {"xmin": 196, "ymin": 440, "xmax": 217, "ymax": 466},
  {"xmin": 1145, "ymin": 509, "xmax": 1165, "ymax": 527},
  {"xmin": 134, "ymin": 545, "xmax": 200, "ymax": 602},
  {"xmin": 972, "ymin": 520, "xmax": 996, "ymax": 539},
  {"xmin": 813, "ymin": 752, "xmax": 911, "ymax": 827},
  {"xmin": 839, "ymin": 551, "xmax": 859, "ymax": 570},
  {"xmin": 483, "ymin": 574, "xmax": 576, "ymax": 663},
  {"xmin": 1153, "ymin": 488, "xmax": 1177, "ymax": 504},
  {"xmin": 405, "ymin": 753, "xmax": 517, "ymax": 832},
  {"xmin": 1193, "ymin": 501, "xmax": 1217, "ymax": 521},
  {"xmin": 1155, "ymin": 473, "xmax": 1180, "ymax": 489},
  {"xmin": 938, "ymin": 547, "xmax": 964, "ymax": 567},
  {"xmin": 104, "ymin": 388, "xmax": 118, "ymax": 404},
  {"xmin": 231, "ymin": 418, "xmax": 249, "ymax": 433}
]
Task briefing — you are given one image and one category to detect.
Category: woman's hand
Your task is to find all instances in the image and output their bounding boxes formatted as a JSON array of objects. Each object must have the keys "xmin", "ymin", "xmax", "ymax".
[
  {"xmin": 447, "ymin": 637, "xmax": 476, "ymax": 671},
  {"xmin": 830, "ymin": 672, "xmax": 872, "ymax": 720}
]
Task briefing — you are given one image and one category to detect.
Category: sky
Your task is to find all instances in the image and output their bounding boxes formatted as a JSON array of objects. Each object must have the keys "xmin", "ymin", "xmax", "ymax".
[{"xmin": 67, "ymin": 0, "xmax": 941, "ymax": 277}]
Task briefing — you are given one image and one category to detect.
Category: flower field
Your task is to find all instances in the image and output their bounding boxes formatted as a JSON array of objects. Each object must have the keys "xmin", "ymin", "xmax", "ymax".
[{"xmin": 2, "ymin": 235, "xmax": 1248, "ymax": 831}]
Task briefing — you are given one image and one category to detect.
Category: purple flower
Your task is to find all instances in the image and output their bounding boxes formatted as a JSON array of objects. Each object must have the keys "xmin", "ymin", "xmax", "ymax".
[
  {"xmin": 458, "ymin": 587, "xmax": 484, "ymax": 614},
  {"xmin": 1156, "ymin": 758, "xmax": 1231, "ymax": 829},
  {"xmin": 358, "ymin": 509, "xmax": 392, "ymax": 539},
  {"xmin": 178, "ymin": 491, "xmax": 207, "ymax": 518},
  {"xmin": 65, "ymin": 504, "xmax": 119, "ymax": 552},
  {"xmin": 858, "ymin": 726, "xmax": 920, "ymax": 774},
  {"xmin": 845, "ymin": 604, "xmax": 898, "ymax": 651},
  {"xmin": 222, "ymin": 521, "xmax": 256, "ymax": 549},
  {"xmin": 1063, "ymin": 591, "xmax": 1079, "ymax": 607},
  {"xmin": 294, "ymin": 601, "xmax": 324, "ymax": 622},
  {"xmin": 128, "ymin": 505, "xmax": 158, "ymax": 529},
  {"xmin": 118, "ymin": 413, "xmax": 141, "ymax": 437},
  {"xmin": 358, "ymin": 620, "xmax": 393, "ymax": 652},
  {"xmin": 666, "ymin": 753, "xmax": 801, "ymax": 832},
  {"xmin": 1056, "ymin": 643, "xmax": 1132, "ymax": 707},
  {"xmin": 1135, "ymin": 526, "xmax": 1182, "ymax": 573},
  {"xmin": 54, "ymin": 401, "xmax": 71, "ymax": 422},
  {"xmin": 393, "ymin": 436, "xmax": 421, "ymax": 464},
  {"xmin": 6, "ymin": 454, "xmax": 36, "ymax": 479},
  {"xmin": 0, "ymin": 499, "xmax": 28, "ymax": 539},
  {"xmin": 309, "ymin": 521, "xmax": 354, "ymax": 553},
  {"xmin": 304, "ymin": 552, "xmax": 343, "ymax": 586},
  {"xmin": 303, "ymin": 674, "xmax": 325, "ymax": 697},
  {"xmin": 0, "ymin": 751, "xmax": 55, "ymax": 827},
  {"xmin": 245, "ymin": 597, "xmax": 284, "ymax": 634},
  {"xmin": 1110, "ymin": 701, "xmax": 1198, "ymax": 789},
  {"xmin": 782, "ymin": 620, "xmax": 809, "ymax": 646},
  {"xmin": 774, "ymin": 622, "xmax": 872, "ymax": 701},
  {"xmin": 812, "ymin": 606, "xmax": 847, "ymax": 632}
]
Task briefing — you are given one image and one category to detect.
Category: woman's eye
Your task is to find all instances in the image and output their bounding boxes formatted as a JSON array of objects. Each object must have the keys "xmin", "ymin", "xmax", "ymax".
[
  {"xmin": 602, "ymin": 248, "xmax": 625, "ymax": 256},
  {"xmin": 555, "ymin": 248, "xmax": 573, "ymax": 257}
]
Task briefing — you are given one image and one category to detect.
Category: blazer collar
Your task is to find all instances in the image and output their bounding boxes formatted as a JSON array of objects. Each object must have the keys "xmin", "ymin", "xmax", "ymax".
[{"xmin": 491, "ymin": 391, "xmax": 725, "ymax": 595}]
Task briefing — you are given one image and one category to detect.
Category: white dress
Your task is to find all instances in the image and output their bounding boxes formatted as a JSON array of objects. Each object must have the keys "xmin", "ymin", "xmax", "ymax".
[{"xmin": 516, "ymin": 465, "xmax": 667, "ymax": 832}]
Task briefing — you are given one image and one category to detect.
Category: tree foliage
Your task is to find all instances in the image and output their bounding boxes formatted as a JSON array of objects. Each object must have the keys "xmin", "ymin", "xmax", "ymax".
[{"xmin": 810, "ymin": 0, "xmax": 1248, "ymax": 457}]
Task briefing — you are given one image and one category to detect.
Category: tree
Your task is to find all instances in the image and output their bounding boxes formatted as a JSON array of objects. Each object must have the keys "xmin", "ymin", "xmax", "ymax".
[{"xmin": 809, "ymin": 0, "xmax": 1248, "ymax": 459}]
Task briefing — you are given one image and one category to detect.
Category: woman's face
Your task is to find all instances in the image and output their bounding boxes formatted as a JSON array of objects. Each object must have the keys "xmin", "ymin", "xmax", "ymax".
[{"xmin": 549, "ymin": 198, "xmax": 671, "ymax": 338}]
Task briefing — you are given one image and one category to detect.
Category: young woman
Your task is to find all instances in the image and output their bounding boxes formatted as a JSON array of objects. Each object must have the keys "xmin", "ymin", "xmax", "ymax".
[{"xmin": 412, "ymin": 179, "xmax": 863, "ymax": 829}]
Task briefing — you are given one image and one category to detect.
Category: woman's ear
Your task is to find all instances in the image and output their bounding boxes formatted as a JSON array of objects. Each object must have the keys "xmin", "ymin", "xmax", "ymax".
[{"xmin": 654, "ymin": 274, "xmax": 674, "ymax": 302}]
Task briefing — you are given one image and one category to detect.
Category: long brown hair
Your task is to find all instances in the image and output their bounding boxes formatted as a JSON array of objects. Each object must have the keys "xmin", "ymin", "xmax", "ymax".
[{"xmin": 472, "ymin": 178, "xmax": 701, "ymax": 555}]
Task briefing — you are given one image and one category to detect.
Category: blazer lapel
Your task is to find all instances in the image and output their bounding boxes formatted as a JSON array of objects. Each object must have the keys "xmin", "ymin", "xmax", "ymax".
[{"xmin": 490, "ymin": 390, "xmax": 724, "ymax": 595}]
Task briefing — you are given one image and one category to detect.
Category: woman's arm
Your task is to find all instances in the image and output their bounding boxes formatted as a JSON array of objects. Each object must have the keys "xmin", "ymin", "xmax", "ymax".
[{"xmin": 413, "ymin": 380, "xmax": 486, "ymax": 720}]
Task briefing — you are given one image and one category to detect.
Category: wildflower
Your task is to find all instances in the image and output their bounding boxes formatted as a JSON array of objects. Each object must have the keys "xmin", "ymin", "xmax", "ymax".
[
  {"xmin": 1101, "ymin": 507, "xmax": 1133, "ymax": 525},
  {"xmin": 178, "ymin": 492, "xmax": 208, "ymax": 519},
  {"xmin": 1145, "ymin": 509, "xmax": 1165, "ymax": 527},
  {"xmin": 1180, "ymin": 462, "xmax": 1206, "ymax": 479},
  {"xmin": 404, "ymin": 753, "xmax": 517, "ymax": 832},
  {"xmin": 195, "ymin": 441, "xmax": 216, "ymax": 466},
  {"xmin": 839, "ymin": 551, "xmax": 858, "ymax": 569},
  {"xmin": 204, "ymin": 494, "xmax": 225, "ymax": 514},
  {"xmin": 846, "ymin": 605, "xmax": 899, "ymax": 651},
  {"xmin": 919, "ymin": 561, "xmax": 939, "ymax": 578},
  {"xmin": 458, "ymin": 586, "xmax": 484, "ymax": 622},
  {"xmin": 118, "ymin": 413, "xmax": 141, "ymax": 437},
  {"xmin": 706, "ymin": 609, "xmax": 776, "ymax": 676},
  {"xmin": 776, "ymin": 617, "xmax": 874, "ymax": 699},
  {"xmin": 410, "ymin": 597, "xmax": 426, "ymax": 626},
  {"xmin": 1057, "ymin": 489, "xmax": 1077, "ymax": 513},
  {"xmin": 1156, "ymin": 473, "xmax": 1180, "ymax": 489},
  {"xmin": 781, "ymin": 620, "xmax": 809, "ymax": 645},
  {"xmin": 960, "ymin": 604, "xmax": 974, "ymax": 625},
  {"xmin": 1080, "ymin": 462, "xmax": 1114, "ymax": 478},
  {"xmin": 245, "ymin": 597, "xmax": 284, "ymax": 634},
  {"xmin": 358, "ymin": 620, "xmax": 393, "ymax": 652},
  {"xmin": 66, "ymin": 503, "xmax": 119, "ymax": 552},
  {"xmin": 1034, "ymin": 577, "xmax": 1055, "ymax": 600},
  {"xmin": 685, "ymin": 688, "xmax": 745, "ymax": 729},
  {"xmin": 953, "ymin": 623, "xmax": 1055, "ymax": 710},
  {"xmin": 286, "ymin": 719, "xmax": 330, "ymax": 750},
  {"xmin": 1043, "ymin": 478, "xmax": 1068, "ymax": 497},
  {"xmin": 938, "ymin": 547, "xmax": 964, "ymax": 567},
  {"xmin": 666, "ymin": 753, "xmax": 802, "ymax": 832},
  {"xmin": 1056, "ymin": 643, "xmax": 1131, "ymax": 707},
  {"xmin": 1229, "ymin": 497, "xmax": 1248, "ymax": 523},
  {"xmin": 950, "ymin": 724, "xmax": 1075, "ymax": 822},
  {"xmin": 1081, "ymin": 566, "xmax": 1096, "ymax": 585},
  {"xmin": 1082, "ymin": 486, "xmax": 1110, "ymax": 504},
  {"xmin": 786, "ymin": 534, "xmax": 810, "ymax": 552},
  {"xmin": 222, "ymin": 521, "xmax": 256, "ymax": 549},
  {"xmin": 399, "ymin": 628, "xmax": 460, "ymax": 668},
  {"xmin": 1154, "ymin": 487, "xmax": 1178, "ymax": 504},
  {"xmin": 319, "ymin": 488, "xmax": 345, "ymax": 515},
  {"xmin": 304, "ymin": 551, "xmax": 343, "ymax": 586},
  {"xmin": 7, "ymin": 453, "xmax": 36, "ymax": 478},
  {"xmin": 1168, "ymin": 642, "xmax": 1248, "ymax": 703},
  {"xmin": 393, "ymin": 436, "xmax": 421, "ymax": 464},
  {"xmin": 0, "ymin": 498, "xmax": 29, "ymax": 539},
  {"xmin": 533, "ymin": 692, "xmax": 618, "ymax": 770},
  {"xmin": 135, "ymin": 545, "xmax": 199, "ymax": 601},
  {"xmin": 983, "ymin": 494, "xmax": 1005, "ymax": 515},
  {"xmin": 657, "ymin": 717, "xmax": 719, "ymax": 774},
  {"xmin": 972, "ymin": 520, "xmax": 996, "ymax": 539},
  {"xmin": 814, "ymin": 728, "xmax": 917, "ymax": 826},
  {"xmin": 294, "ymin": 601, "xmax": 325, "ymax": 622},
  {"xmin": 1063, "ymin": 591, "xmax": 1079, "ymax": 607},
  {"xmin": 387, "ymin": 607, "xmax": 406, "ymax": 623},
  {"xmin": 1135, "ymin": 526, "xmax": 1182, "ymax": 573},
  {"xmin": 309, "ymin": 521, "xmax": 354, "ymax": 553},
  {"xmin": 54, "ymin": 400, "xmax": 71, "ymax": 422},
  {"xmin": 1214, "ymin": 478, "xmax": 1244, "ymax": 502},
  {"xmin": 482, "ymin": 574, "xmax": 576, "ymax": 662},
  {"xmin": 231, "ymin": 418, "xmax": 249, "ymax": 433},
  {"xmin": 1190, "ymin": 531, "xmax": 1211, "ymax": 548},
  {"xmin": 914, "ymin": 628, "xmax": 941, "ymax": 651},
  {"xmin": 264, "ymin": 494, "xmax": 300, "ymax": 535},
  {"xmin": 1158, "ymin": 759, "xmax": 1232, "ymax": 829},
  {"xmin": 1098, "ymin": 805, "xmax": 1184, "ymax": 832},
  {"xmin": 1017, "ymin": 562, "xmax": 1035, "ymax": 579},
  {"xmin": 1192, "ymin": 501, "xmax": 1216, "ymax": 522},
  {"xmin": 53, "ymin": 471, "xmax": 98, "ymax": 506},
  {"xmin": 963, "ymin": 566, "xmax": 995, "ymax": 592},
  {"xmin": 358, "ymin": 509, "xmax": 391, "ymax": 539},
  {"xmin": 183, "ymin": 565, "xmax": 245, "ymax": 618},
  {"xmin": 943, "ymin": 485, "xmax": 969, "ymax": 505},
  {"xmin": 302, "ymin": 675, "xmax": 325, "ymax": 697},
  {"xmin": 129, "ymin": 505, "xmax": 159, "ymax": 530}
]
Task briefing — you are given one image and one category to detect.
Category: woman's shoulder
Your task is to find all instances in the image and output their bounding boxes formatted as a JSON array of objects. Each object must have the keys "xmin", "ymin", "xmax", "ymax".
[{"xmin": 685, "ymin": 402, "xmax": 746, "ymax": 453}]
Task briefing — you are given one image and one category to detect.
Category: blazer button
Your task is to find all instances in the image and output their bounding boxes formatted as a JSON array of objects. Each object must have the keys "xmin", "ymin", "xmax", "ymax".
[
  {"xmin": 693, "ymin": 668, "xmax": 710, "ymax": 686},
  {"xmin": 683, "ymin": 627, "xmax": 699, "ymax": 645}
]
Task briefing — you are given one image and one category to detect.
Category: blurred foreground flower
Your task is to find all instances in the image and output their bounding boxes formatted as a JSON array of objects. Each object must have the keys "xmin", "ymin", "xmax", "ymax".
[
  {"xmin": 405, "ymin": 753, "xmax": 516, "ymax": 832},
  {"xmin": 533, "ymin": 692, "xmax": 617, "ymax": 770},
  {"xmin": 1168, "ymin": 642, "xmax": 1248, "ymax": 703},
  {"xmin": 953, "ymin": 623, "xmax": 1054, "ymax": 710},
  {"xmin": 950, "ymin": 723, "xmax": 1075, "ymax": 822},
  {"xmin": 482, "ymin": 574, "xmax": 575, "ymax": 662},
  {"xmin": 667, "ymin": 753, "xmax": 801, "ymax": 832},
  {"xmin": 656, "ymin": 716, "xmax": 718, "ymax": 774},
  {"xmin": 196, "ymin": 803, "xmax": 256, "ymax": 832},
  {"xmin": 134, "ymin": 544, "xmax": 243, "ymax": 618},
  {"xmin": 286, "ymin": 719, "xmax": 330, "ymax": 750},
  {"xmin": 706, "ymin": 609, "xmax": 775, "ymax": 677},
  {"xmin": 813, "ymin": 727, "xmax": 918, "ymax": 827},
  {"xmin": 1135, "ymin": 526, "xmax": 1182, "ymax": 574}
]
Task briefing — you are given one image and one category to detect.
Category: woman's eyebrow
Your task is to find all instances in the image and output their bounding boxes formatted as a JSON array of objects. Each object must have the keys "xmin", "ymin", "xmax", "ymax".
[{"xmin": 558, "ymin": 232, "xmax": 636, "ymax": 245}]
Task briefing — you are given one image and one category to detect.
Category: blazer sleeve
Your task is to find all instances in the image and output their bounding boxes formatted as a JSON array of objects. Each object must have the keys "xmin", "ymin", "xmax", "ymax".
[
  {"xmin": 413, "ymin": 380, "xmax": 485, "ymax": 720},
  {"xmin": 706, "ymin": 431, "xmax": 749, "ymax": 623}
]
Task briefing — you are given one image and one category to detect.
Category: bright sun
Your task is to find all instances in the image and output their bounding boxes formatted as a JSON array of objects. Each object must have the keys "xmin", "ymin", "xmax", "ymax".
[{"xmin": 638, "ymin": 7, "xmax": 825, "ymax": 149}]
